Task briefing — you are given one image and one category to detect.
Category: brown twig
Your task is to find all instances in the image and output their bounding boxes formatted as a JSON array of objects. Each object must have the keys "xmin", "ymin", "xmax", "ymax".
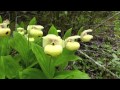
[
  {"xmin": 93, "ymin": 11, "xmax": 120, "ymax": 30},
  {"xmin": 77, "ymin": 50, "xmax": 120, "ymax": 79}
]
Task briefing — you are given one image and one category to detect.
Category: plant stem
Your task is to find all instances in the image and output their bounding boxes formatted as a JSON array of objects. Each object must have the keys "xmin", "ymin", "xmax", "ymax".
[{"xmin": 48, "ymin": 56, "xmax": 52, "ymax": 79}]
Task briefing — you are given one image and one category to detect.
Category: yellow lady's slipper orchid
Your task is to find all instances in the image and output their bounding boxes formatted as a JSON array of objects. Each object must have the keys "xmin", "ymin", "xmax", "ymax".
[
  {"xmin": 43, "ymin": 34, "xmax": 64, "ymax": 57},
  {"xmin": 27, "ymin": 25, "xmax": 44, "ymax": 37},
  {"xmin": 0, "ymin": 19, "xmax": 10, "ymax": 28},
  {"xmin": 0, "ymin": 28, "xmax": 11, "ymax": 37},
  {"xmin": 28, "ymin": 29, "xmax": 43, "ymax": 37},
  {"xmin": 64, "ymin": 35, "xmax": 80, "ymax": 51},
  {"xmin": 66, "ymin": 42, "xmax": 80, "ymax": 51},
  {"xmin": 44, "ymin": 44, "xmax": 63, "ymax": 57},
  {"xmin": 27, "ymin": 25, "xmax": 44, "ymax": 31},
  {"xmin": 80, "ymin": 29, "xmax": 93, "ymax": 42},
  {"xmin": 81, "ymin": 35, "xmax": 93, "ymax": 42},
  {"xmin": 42, "ymin": 34, "xmax": 63, "ymax": 47},
  {"xmin": 17, "ymin": 27, "xmax": 26, "ymax": 35}
]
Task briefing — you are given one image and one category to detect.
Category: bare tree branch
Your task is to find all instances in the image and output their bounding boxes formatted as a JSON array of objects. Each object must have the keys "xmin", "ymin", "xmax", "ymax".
[
  {"xmin": 93, "ymin": 11, "xmax": 120, "ymax": 30},
  {"xmin": 77, "ymin": 50, "xmax": 120, "ymax": 79}
]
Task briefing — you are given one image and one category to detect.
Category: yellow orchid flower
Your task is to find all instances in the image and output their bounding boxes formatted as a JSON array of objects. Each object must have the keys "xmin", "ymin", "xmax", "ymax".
[
  {"xmin": 0, "ymin": 28, "xmax": 11, "ymax": 37},
  {"xmin": 64, "ymin": 35, "xmax": 81, "ymax": 51},
  {"xmin": 28, "ymin": 29, "xmax": 43, "ymax": 37},
  {"xmin": 17, "ymin": 27, "xmax": 26, "ymax": 35},
  {"xmin": 27, "ymin": 25, "xmax": 44, "ymax": 37},
  {"xmin": 80, "ymin": 29, "xmax": 93, "ymax": 42},
  {"xmin": 42, "ymin": 34, "xmax": 64, "ymax": 47},
  {"xmin": 43, "ymin": 34, "xmax": 63, "ymax": 57},
  {"xmin": 27, "ymin": 25, "xmax": 44, "ymax": 31}
]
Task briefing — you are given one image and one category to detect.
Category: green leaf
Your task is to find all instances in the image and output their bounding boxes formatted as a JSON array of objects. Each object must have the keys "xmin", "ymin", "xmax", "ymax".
[
  {"xmin": 19, "ymin": 21, "xmax": 25, "ymax": 28},
  {"xmin": 48, "ymin": 25, "xmax": 58, "ymax": 35},
  {"xmin": 31, "ymin": 43, "xmax": 55, "ymax": 79},
  {"xmin": 63, "ymin": 28, "xmax": 72, "ymax": 39},
  {"xmin": 9, "ymin": 32, "xmax": 35, "ymax": 66},
  {"xmin": 9, "ymin": 32, "xmax": 29, "ymax": 61},
  {"xmin": 29, "ymin": 17, "xmax": 37, "ymax": 25},
  {"xmin": 0, "ymin": 55, "xmax": 21, "ymax": 79},
  {"xmin": 77, "ymin": 26, "xmax": 84, "ymax": 35},
  {"xmin": 19, "ymin": 68, "xmax": 47, "ymax": 79},
  {"xmin": 16, "ymin": 24, "xmax": 20, "ymax": 29},
  {"xmin": 0, "ymin": 56, "xmax": 5, "ymax": 79},
  {"xmin": 0, "ymin": 16, "xmax": 2, "ymax": 23},
  {"xmin": 34, "ymin": 37, "xmax": 43, "ymax": 46},
  {"xmin": 0, "ymin": 37, "xmax": 11, "ymax": 56},
  {"xmin": 54, "ymin": 48, "xmax": 81, "ymax": 66},
  {"xmin": 3, "ymin": 55, "xmax": 21, "ymax": 79},
  {"xmin": 54, "ymin": 70, "xmax": 90, "ymax": 79},
  {"xmin": 59, "ymin": 62, "xmax": 68, "ymax": 71}
]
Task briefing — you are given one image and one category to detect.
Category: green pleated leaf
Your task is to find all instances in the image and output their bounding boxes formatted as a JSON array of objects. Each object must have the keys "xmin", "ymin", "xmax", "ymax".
[
  {"xmin": 19, "ymin": 68, "xmax": 47, "ymax": 79},
  {"xmin": 9, "ymin": 32, "xmax": 35, "ymax": 66},
  {"xmin": 31, "ymin": 43, "xmax": 55, "ymax": 79},
  {"xmin": 0, "ymin": 56, "xmax": 5, "ymax": 79},
  {"xmin": 19, "ymin": 21, "xmax": 25, "ymax": 28},
  {"xmin": 54, "ymin": 48, "xmax": 81, "ymax": 66},
  {"xmin": 58, "ymin": 61, "xmax": 68, "ymax": 71},
  {"xmin": 77, "ymin": 26, "xmax": 84, "ymax": 35},
  {"xmin": 0, "ymin": 36, "xmax": 11, "ymax": 56},
  {"xmin": 29, "ymin": 17, "xmax": 37, "ymax": 25},
  {"xmin": 9, "ymin": 32, "xmax": 29, "ymax": 61},
  {"xmin": 3, "ymin": 55, "xmax": 21, "ymax": 79},
  {"xmin": 63, "ymin": 28, "xmax": 72, "ymax": 39},
  {"xmin": 48, "ymin": 25, "xmax": 58, "ymax": 35},
  {"xmin": 54, "ymin": 70, "xmax": 90, "ymax": 79},
  {"xmin": 0, "ymin": 55, "xmax": 21, "ymax": 79},
  {"xmin": 0, "ymin": 15, "xmax": 2, "ymax": 23}
]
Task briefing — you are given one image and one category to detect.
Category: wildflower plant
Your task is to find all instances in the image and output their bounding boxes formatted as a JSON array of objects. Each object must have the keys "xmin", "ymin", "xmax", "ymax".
[{"xmin": 0, "ymin": 17, "xmax": 93, "ymax": 79}]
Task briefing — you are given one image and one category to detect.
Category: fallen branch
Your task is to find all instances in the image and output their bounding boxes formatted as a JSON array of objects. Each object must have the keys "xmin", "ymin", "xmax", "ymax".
[
  {"xmin": 77, "ymin": 50, "xmax": 120, "ymax": 79},
  {"xmin": 93, "ymin": 11, "xmax": 120, "ymax": 30}
]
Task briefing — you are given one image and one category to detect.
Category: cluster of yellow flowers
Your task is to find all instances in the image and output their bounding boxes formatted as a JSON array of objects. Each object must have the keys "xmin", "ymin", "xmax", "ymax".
[
  {"xmin": 0, "ymin": 19, "xmax": 93, "ymax": 57},
  {"xmin": 17, "ymin": 25, "xmax": 44, "ymax": 42},
  {"xmin": 43, "ymin": 29, "xmax": 93, "ymax": 57}
]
